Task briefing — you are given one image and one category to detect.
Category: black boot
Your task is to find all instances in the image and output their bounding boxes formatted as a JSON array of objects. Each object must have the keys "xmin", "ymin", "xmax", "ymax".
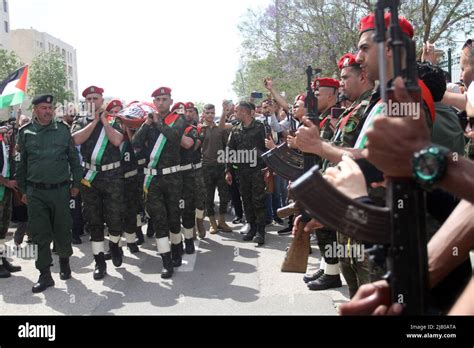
[
  {"xmin": 0, "ymin": 262, "xmax": 10, "ymax": 278},
  {"xmin": 161, "ymin": 252, "xmax": 173, "ymax": 279},
  {"xmin": 2, "ymin": 258, "xmax": 21, "ymax": 273},
  {"xmin": 171, "ymin": 243, "xmax": 182, "ymax": 267},
  {"xmin": 253, "ymin": 224, "xmax": 265, "ymax": 246},
  {"xmin": 303, "ymin": 269, "xmax": 324, "ymax": 283},
  {"xmin": 307, "ymin": 274, "xmax": 342, "ymax": 291},
  {"xmin": 32, "ymin": 267, "xmax": 55, "ymax": 293},
  {"xmin": 136, "ymin": 229, "xmax": 145, "ymax": 246},
  {"xmin": 184, "ymin": 238, "xmax": 195, "ymax": 255},
  {"xmin": 109, "ymin": 241, "xmax": 123, "ymax": 267},
  {"xmin": 242, "ymin": 223, "xmax": 257, "ymax": 241},
  {"xmin": 72, "ymin": 235, "xmax": 82, "ymax": 245},
  {"xmin": 127, "ymin": 243, "xmax": 140, "ymax": 254},
  {"xmin": 93, "ymin": 253, "xmax": 107, "ymax": 280},
  {"xmin": 146, "ymin": 223, "xmax": 155, "ymax": 238},
  {"xmin": 59, "ymin": 257, "xmax": 71, "ymax": 280}
]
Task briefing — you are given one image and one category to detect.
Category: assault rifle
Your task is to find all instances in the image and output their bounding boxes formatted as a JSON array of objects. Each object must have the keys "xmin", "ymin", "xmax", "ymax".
[{"xmin": 291, "ymin": 0, "xmax": 428, "ymax": 314}]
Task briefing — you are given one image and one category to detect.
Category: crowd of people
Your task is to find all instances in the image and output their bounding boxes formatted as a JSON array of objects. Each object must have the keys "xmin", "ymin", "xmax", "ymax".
[{"xmin": 0, "ymin": 9, "xmax": 473, "ymax": 315}]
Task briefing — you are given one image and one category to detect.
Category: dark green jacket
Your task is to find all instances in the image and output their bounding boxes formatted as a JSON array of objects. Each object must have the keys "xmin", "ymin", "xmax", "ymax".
[{"xmin": 16, "ymin": 120, "xmax": 82, "ymax": 193}]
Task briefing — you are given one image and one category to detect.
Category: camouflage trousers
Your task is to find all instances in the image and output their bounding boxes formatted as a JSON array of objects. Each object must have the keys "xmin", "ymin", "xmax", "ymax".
[
  {"xmin": 203, "ymin": 164, "xmax": 230, "ymax": 217},
  {"xmin": 194, "ymin": 168, "xmax": 205, "ymax": 212},
  {"xmin": 123, "ymin": 175, "xmax": 142, "ymax": 234},
  {"xmin": 236, "ymin": 168, "xmax": 266, "ymax": 225},
  {"xmin": 316, "ymin": 228, "xmax": 339, "ymax": 265},
  {"xmin": 0, "ymin": 188, "xmax": 12, "ymax": 239},
  {"xmin": 181, "ymin": 170, "xmax": 196, "ymax": 229},
  {"xmin": 337, "ymin": 232, "xmax": 386, "ymax": 298},
  {"xmin": 145, "ymin": 173, "xmax": 183, "ymax": 239},
  {"xmin": 81, "ymin": 177, "xmax": 124, "ymax": 242}
]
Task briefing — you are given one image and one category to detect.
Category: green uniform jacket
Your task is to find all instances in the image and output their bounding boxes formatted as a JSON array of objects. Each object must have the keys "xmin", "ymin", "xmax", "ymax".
[{"xmin": 16, "ymin": 120, "xmax": 83, "ymax": 193}]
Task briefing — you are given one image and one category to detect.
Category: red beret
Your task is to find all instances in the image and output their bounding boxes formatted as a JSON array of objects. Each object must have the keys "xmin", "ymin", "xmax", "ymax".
[
  {"xmin": 313, "ymin": 78, "xmax": 340, "ymax": 90},
  {"xmin": 185, "ymin": 102, "xmax": 195, "ymax": 110},
  {"xmin": 294, "ymin": 94, "xmax": 305, "ymax": 103},
  {"xmin": 338, "ymin": 53, "xmax": 359, "ymax": 70},
  {"xmin": 359, "ymin": 13, "xmax": 414, "ymax": 39},
  {"xmin": 106, "ymin": 99, "xmax": 123, "ymax": 112},
  {"xmin": 152, "ymin": 87, "xmax": 172, "ymax": 98},
  {"xmin": 82, "ymin": 86, "xmax": 104, "ymax": 98},
  {"xmin": 171, "ymin": 102, "xmax": 186, "ymax": 114}
]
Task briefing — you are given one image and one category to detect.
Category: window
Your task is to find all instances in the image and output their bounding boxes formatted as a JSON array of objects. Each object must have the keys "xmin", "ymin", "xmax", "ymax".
[
  {"xmin": 69, "ymin": 80, "xmax": 74, "ymax": 89},
  {"xmin": 68, "ymin": 66, "xmax": 73, "ymax": 76},
  {"xmin": 3, "ymin": 0, "xmax": 7, "ymax": 13},
  {"xmin": 4, "ymin": 21, "xmax": 8, "ymax": 33}
]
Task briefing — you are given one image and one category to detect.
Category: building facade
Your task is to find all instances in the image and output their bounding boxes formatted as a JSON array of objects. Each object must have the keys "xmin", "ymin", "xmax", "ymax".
[
  {"xmin": 10, "ymin": 28, "xmax": 79, "ymax": 101},
  {"xmin": 0, "ymin": 0, "xmax": 10, "ymax": 50}
]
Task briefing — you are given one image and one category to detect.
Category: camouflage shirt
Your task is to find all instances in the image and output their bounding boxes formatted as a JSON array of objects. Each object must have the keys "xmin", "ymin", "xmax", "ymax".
[
  {"xmin": 226, "ymin": 118, "xmax": 266, "ymax": 172},
  {"xmin": 180, "ymin": 121, "xmax": 200, "ymax": 166},
  {"xmin": 71, "ymin": 117, "xmax": 124, "ymax": 179},
  {"xmin": 132, "ymin": 114, "xmax": 186, "ymax": 170}
]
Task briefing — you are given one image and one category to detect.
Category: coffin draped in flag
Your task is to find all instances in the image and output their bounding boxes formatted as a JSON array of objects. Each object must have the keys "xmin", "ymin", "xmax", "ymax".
[
  {"xmin": 0, "ymin": 66, "xmax": 29, "ymax": 109},
  {"xmin": 116, "ymin": 101, "xmax": 157, "ymax": 129}
]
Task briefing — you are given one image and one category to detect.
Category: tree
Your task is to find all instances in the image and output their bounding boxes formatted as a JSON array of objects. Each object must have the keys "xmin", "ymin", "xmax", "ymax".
[
  {"xmin": 0, "ymin": 49, "xmax": 23, "ymax": 81},
  {"xmin": 28, "ymin": 52, "xmax": 73, "ymax": 104},
  {"xmin": 235, "ymin": 0, "xmax": 474, "ymax": 101}
]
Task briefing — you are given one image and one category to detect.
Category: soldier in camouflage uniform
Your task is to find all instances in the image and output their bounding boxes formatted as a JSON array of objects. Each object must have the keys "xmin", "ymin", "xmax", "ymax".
[
  {"xmin": 304, "ymin": 77, "xmax": 344, "ymax": 291},
  {"xmin": 201, "ymin": 104, "xmax": 232, "ymax": 234},
  {"xmin": 303, "ymin": 55, "xmax": 376, "ymax": 296},
  {"xmin": 225, "ymin": 101, "xmax": 267, "ymax": 245},
  {"xmin": 106, "ymin": 99, "xmax": 141, "ymax": 254},
  {"xmin": 173, "ymin": 102, "xmax": 199, "ymax": 252},
  {"xmin": 71, "ymin": 86, "xmax": 125, "ymax": 281},
  {"xmin": 132, "ymin": 87, "xmax": 186, "ymax": 279},
  {"xmin": 185, "ymin": 103, "xmax": 206, "ymax": 239}
]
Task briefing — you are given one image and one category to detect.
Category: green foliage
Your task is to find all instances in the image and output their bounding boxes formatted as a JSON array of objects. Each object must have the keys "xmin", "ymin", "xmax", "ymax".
[
  {"xmin": 28, "ymin": 51, "xmax": 73, "ymax": 104},
  {"xmin": 235, "ymin": 0, "xmax": 474, "ymax": 102},
  {"xmin": 0, "ymin": 49, "xmax": 24, "ymax": 81}
]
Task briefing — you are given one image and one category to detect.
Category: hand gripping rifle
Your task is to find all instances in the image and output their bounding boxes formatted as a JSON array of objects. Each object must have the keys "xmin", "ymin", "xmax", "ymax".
[
  {"xmin": 280, "ymin": 66, "xmax": 322, "ymax": 273},
  {"xmin": 290, "ymin": 2, "xmax": 428, "ymax": 314}
]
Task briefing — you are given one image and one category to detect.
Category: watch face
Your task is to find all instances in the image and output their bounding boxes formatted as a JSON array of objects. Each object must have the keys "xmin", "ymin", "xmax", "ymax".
[{"xmin": 415, "ymin": 153, "xmax": 439, "ymax": 181}]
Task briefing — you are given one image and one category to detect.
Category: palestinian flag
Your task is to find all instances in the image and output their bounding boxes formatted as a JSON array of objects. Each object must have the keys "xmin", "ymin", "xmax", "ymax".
[{"xmin": 0, "ymin": 65, "xmax": 29, "ymax": 109}]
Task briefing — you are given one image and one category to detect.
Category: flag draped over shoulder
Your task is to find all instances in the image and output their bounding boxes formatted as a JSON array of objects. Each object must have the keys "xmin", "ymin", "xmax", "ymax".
[{"xmin": 0, "ymin": 65, "xmax": 29, "ymax": 109}]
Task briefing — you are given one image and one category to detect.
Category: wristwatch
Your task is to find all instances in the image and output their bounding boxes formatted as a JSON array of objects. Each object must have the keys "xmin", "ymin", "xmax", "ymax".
[{"xmin": 412, "ymin": 145, "xmax": 450, "ymax": 190}]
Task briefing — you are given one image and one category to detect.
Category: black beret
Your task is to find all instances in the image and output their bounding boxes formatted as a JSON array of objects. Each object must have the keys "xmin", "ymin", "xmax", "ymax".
[{"xmin": 32, "ymin": 94, "xmax": 54, "ymax": 105}]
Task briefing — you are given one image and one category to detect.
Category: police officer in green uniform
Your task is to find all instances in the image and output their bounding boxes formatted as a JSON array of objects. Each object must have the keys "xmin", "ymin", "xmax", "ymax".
[
  {"xmin": 16, "ymin": 94, "xmax": 83, "ymax": 293},
  {"xmin": 71, "ymin": 86, "xmax": 125, "ymax": 280},
  {"xmin": 225, "ymin": 101, "xmax": 267, "ymax": 245}
]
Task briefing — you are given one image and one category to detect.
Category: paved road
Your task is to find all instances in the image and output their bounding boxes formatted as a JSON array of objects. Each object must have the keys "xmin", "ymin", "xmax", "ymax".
[{"xmin": 1, "ymin": 218, "xmax": 350, "ymax": 315}]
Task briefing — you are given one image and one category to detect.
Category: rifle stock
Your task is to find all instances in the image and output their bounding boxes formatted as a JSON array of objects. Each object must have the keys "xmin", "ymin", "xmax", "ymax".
[
  {"xmin": 277, "ymin": 202, "xmax": 300, "ymax": 219},
  {"xmin": 281, "ymin": 220, "xmax": 310, "ymax": 273}
]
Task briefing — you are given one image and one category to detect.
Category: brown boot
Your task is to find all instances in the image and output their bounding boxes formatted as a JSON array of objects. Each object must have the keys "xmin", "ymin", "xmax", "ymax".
[
  {"xmin": 209, "ymin": 216, "xmax": 219, "ymax": 235},
  {"xmin": 217, "ymin": 214, "xmax": 233, "ymax": 233},
  {"xmin": 196, "ymin": 218, "xmax": 206, "ymax": 239}
]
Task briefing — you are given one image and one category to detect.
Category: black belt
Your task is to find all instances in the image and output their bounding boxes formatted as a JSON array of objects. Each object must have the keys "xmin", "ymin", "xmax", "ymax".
[{"xmin": 27, "ymin": 180, "xmax": 69, "ymax": 190}]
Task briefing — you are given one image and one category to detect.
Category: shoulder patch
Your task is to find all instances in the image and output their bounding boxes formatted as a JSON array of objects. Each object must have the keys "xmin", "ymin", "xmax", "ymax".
[{"xmin": 343, "ymin": 116, "xmax": 360, "ymax": 134}]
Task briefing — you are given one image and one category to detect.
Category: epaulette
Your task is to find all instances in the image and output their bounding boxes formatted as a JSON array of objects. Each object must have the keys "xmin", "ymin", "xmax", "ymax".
[{"xmin": 18, "ymin": 122, "xmax": 31, "ymax": 131}]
